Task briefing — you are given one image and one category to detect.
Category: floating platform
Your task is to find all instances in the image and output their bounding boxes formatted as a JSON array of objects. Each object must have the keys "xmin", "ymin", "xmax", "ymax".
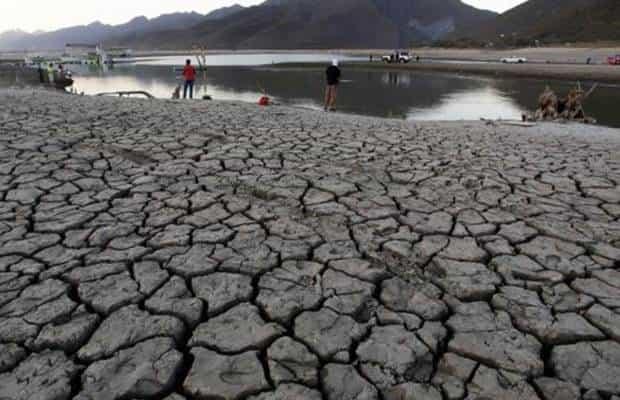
[{"xmin": 0, "ymin": 65, "xmax": 74, "ymax": 90}]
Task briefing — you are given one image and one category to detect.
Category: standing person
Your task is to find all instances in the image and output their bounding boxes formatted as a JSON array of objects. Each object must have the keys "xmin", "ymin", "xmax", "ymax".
[
  {"xmin": 324, "ymin": 59, "xmax": 341, "ymax": 112},
  {"xmin": 37, "ymin": 63, "xmax": 45, "ymax": 83},
  {"xmin": 182, "ymin": 59, "xmax": 196, "ymax": 99},
  {"xmin": 47, "ymin": 63, "xmax": 55, "ymax": 84}
]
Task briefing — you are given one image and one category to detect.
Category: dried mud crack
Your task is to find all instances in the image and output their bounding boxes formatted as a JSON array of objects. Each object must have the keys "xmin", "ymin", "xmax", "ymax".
[{"xmin": 0, "ymin": 88, "xmax": 620, "ymax": 400}]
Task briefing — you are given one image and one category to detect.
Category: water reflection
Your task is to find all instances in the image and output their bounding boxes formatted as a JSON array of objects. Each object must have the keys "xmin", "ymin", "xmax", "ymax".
[
  {"xmin": 410, "ymin": 87, "xmax": 522, "ymax": 121},
  {"xmin": 382, "ymin": 72, "xmax": 412, "ymax": 87},
  {"xmin": 74, "ymin": 71, "xmax": 263, "ymax": 102},
  {"xmin": 70, "ymin": 64, "xmax": 620, "ymax": 127}
]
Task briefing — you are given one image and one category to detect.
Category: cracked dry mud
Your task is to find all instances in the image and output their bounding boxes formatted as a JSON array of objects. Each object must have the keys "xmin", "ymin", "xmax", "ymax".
[{"xmin": 0, "ymin": 88, "xmax": 620, "ymax": 400}]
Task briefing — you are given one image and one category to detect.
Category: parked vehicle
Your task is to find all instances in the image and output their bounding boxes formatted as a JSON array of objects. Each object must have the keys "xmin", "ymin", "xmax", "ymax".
[
  {"xmin": 382, "ymin": 52, "xmax": 412, "ymax": 64},
  {"xmin": 608, "ymin": 55, "xmax": 620, "ymax": 65},
  {"xmin": 500, "ymin": 56, "xmax": 527, "ymax": 64}
]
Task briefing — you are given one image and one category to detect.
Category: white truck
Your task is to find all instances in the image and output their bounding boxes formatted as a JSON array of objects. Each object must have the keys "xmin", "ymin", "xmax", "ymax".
[
  {"xmin": 382, "ymin": 52, "xmax": 412, "ymax": 64},
  {"xmin": 500, "ymin": 56, "xmax": 527, "ymax": 64}
]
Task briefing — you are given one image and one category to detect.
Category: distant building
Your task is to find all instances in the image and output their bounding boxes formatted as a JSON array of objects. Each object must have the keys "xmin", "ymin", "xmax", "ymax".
[
  {"xmin": 63, "ymin": 44, "xmax": 118, "ymax": 65},
  {"xmin": 64, "ymin": 44, "xmax": 97, "ymax": 57},
  {"xmin": 107, "ymin": 47, "xmax": 133, "ymax": 58}
]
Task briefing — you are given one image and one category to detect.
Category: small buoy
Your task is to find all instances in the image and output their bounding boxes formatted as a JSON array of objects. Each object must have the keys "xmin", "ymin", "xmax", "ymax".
[{"xmin": 258, "ymin": 96, "xmax": 270, "ymax": 106}]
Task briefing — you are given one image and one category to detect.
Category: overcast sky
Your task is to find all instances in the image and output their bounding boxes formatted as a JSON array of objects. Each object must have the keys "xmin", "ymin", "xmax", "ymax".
[{"xmin": 0, "ymin": 0, "xmax": 526, "ymax": 33}]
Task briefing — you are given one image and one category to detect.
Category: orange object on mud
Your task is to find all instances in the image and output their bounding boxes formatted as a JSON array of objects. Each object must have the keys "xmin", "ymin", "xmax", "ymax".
[{"xmin": 258, "ymin": 96, "xmax": 270, "ymax": 106}]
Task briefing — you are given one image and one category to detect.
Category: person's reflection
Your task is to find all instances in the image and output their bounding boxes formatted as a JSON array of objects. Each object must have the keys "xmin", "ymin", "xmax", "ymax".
[
  {"xmin": 382, "ymin": 72, "xmax": 399, "ymax": 87},
  {"xmin": 381, "ymin": 72, "xmax": 412, "ymax": 88}
]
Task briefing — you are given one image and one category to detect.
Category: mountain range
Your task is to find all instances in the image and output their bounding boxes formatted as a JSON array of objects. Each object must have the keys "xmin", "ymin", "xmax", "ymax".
[
  {"xmin": 0, "ymin": 0, "xmax": 617, "ymax": 51},
  {"xmin": 0, "ymin": 0, "xmax": 494, "ymax": 50},
  {"xmin": 0, "ymin": 9, "xmax": 232, "ymax": 51},
  {"xmin": 112, "ymin": 0, "xmax": 497, "ymax": 50}
]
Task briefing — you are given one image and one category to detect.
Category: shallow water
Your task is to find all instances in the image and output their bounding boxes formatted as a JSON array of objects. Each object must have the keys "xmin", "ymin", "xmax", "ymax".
[{"xmin": 68, "ymin": 54, "xmax": 620, "ymax": 128}]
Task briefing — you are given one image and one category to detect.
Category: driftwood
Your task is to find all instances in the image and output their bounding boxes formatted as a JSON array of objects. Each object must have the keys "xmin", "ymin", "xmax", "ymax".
[
  {"xmin": 95, "ymin": 91, "xmax": 155, "ymax": 99},
  {"xmin": 523, "ymin": 82, "xmax": 597, "ymax": 124},
  {"xmin": 534, "ymin": 86, "xmax": 559, "ymax": 120}
]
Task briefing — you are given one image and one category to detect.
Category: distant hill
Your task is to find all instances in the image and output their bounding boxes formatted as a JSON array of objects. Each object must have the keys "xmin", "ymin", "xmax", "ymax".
[
  {"xmin": 0, "ymin": 12, "xmax": 206, "ymax": 51},
  {"xmin": 110, "ymin": 0, "xmax": 496, "ymax": 50},
  {"xmin": 1, "ymin": 22, "xmax": 113, "ymax": 51},
  {"xmin": 0, "ymin": 30, "xmax": 30, "ymax": 46},
  {"xmin": 448, "ymin": 0, "xmax": 620, "ymax": 45}
]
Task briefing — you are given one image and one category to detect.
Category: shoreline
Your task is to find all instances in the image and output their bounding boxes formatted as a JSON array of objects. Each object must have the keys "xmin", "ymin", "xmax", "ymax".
[
  {"xmin": 133, "ymin": 46, "xmax": 620, "ymax": 66},
  {"xmin": 271, "ymin": 61, "xmax": 620, "ymax": 84},
  {"xmin": 4, "ymin": 58, "xmax": 620, "ymax": 85},
  {"xmin": 3, "ymin": 46, "xmax": 620, "ymax": 84},
  {"xmin": 3, "ymin": 45, "xmax": 619, "ymax": 61}
]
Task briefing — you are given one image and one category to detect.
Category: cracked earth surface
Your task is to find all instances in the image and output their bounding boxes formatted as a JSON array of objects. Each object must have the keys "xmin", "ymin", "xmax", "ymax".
[{"xmin": 1, "ymin": 88, "xmax": 620, "ymax": 400}]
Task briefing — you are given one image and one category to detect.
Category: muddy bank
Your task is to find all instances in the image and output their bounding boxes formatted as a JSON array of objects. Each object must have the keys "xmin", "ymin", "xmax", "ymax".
[
  {"xmin": 273, "ymin": 60, "xmax": 620, "ymax": 84},
  {"xmin": 359, "ymin": 61, "xmax": 620, "ymax": 84},
  {"xmin": 399, "ymin": 47, "xmax": 620, "ymax": 65}
]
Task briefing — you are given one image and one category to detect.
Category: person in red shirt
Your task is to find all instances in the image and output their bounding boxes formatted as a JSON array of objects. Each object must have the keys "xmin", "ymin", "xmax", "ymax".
[{"xmin": 182, "ymin": 59, "xmax": 196, "ymax": 99}]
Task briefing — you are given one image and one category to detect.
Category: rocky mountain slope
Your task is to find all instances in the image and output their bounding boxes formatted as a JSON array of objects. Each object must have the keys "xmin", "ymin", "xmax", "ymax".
[
  {"xmin": 205, "ymin": 4, "xmax": 246, "ymax": 21},
  {"xmin": 449, "ymin": 0, "xmax": 620, "ymax": 45},
  {"xmin": 112, "ymin": 0, "xmax": 496, "ymax": 49}
]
